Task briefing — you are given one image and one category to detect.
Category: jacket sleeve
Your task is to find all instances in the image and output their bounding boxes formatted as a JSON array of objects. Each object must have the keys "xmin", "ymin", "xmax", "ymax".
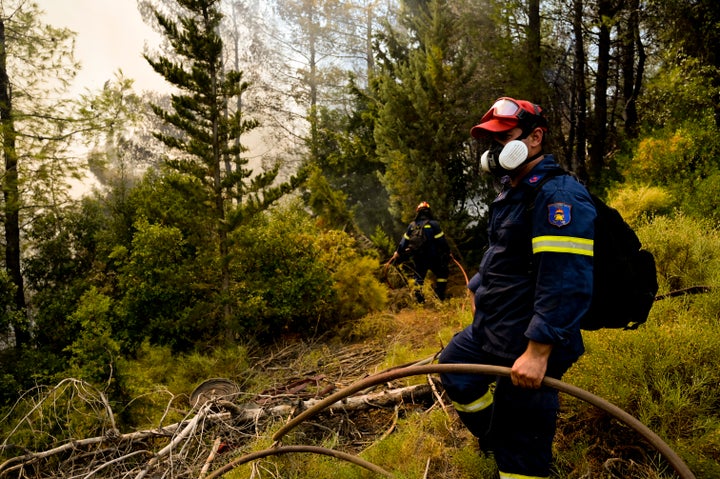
[
  {"xmin": 396, "ymin": 223, "xmax": 411, "ymax": 253},
  {"xmin": 467, "ymin": 272, "xmax": 482, "ymax": 293},
  {"xmin": 524, "ymin": 177, "xmax": 595, "ymax": 348}
]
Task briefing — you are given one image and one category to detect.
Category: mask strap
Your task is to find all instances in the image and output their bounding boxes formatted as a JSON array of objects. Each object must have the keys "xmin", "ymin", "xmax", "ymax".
[{"xmin": 526, "ymin": 151, "xmax": 544, "ymax": 163}]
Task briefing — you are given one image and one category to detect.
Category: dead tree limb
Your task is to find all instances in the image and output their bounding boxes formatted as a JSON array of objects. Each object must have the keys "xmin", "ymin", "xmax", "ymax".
[
  {"xmin": 134, "ymin": 402, "xmax": 213, "ymax": 479},
  {"xmin": 198, "ymin": 437, "xmax": 222, "ymax": 479},
  {"xmin": 0, "ymin": 383, "xmax": 431, "ymax": 477}
]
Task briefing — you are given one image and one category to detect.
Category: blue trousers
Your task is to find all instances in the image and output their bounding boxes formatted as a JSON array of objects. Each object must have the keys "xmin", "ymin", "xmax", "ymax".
[{"xmin": 439, "ymin": 326, "xmax": 572, "ymax": 478}]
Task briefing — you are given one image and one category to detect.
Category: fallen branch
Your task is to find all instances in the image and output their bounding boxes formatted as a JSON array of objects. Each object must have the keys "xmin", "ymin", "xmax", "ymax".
[
  {"xmin": 82, "ymin": 450, "xmax": 153, "ymax": 479},
  {"xmin": 134, "ymin": 402, "xmax": 213, "ymax": 479},
  {"xmin": 198, "ymin": 437, "xmax": 222, "ymax": 479},
  {"xmin": 231, "ymin": 383, "xmax": 431, "ymax": 422},
  {"xmin": 0, "ymin": 383, "xmax": 431, "ymax": 477}
]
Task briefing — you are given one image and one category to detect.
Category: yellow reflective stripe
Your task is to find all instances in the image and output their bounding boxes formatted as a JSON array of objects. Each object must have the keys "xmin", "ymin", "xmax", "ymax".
[
  {"xmin": 403, "ymin": 233, "xmax": 410, "ymax": 240},
  {"xmin": 532, "ymin": 235, "xmax": 593, "ymax": 256},
  {"xmin": 422, "ymin": 223, "xmax": 444, "ymax": 239},
  {"xmin": 452, "ymin": 389, "xmax": 493, "ymax": 413},
  {"xmin": 499, "ymin": 472, "xmax": 549, "ymax": 479},
  {"xmin": 436, "ymin": 278, "xmax": 448, "ymax": 283}
]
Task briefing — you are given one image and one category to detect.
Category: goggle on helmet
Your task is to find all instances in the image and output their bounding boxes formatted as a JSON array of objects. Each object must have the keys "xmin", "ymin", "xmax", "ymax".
[
  {"xmin": 472, "ymin": 97, "xmax": 548, "ymax": 139},
  {"xmin": 474, "ymin": 98, "xmax": 549, "ymax": 175}
]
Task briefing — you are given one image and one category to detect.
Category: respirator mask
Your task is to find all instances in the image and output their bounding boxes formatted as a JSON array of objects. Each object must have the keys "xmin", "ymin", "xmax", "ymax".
[{"xmin": 480, "ymin": 139, "xmax": 531, "ymax": 177}]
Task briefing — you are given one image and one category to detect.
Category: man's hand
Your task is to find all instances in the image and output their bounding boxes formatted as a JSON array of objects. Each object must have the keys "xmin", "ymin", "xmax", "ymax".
[{"xmin": 511, "ymin": 340, "xmax": 552, "ymax": 389}]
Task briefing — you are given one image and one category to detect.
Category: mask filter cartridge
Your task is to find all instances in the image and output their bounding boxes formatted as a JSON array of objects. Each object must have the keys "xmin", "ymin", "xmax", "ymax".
[
  {"xmin": 480, "ymin": 140, "xmax": 529, "ymax": 175},
  {"xmin": 498, "ymin": 140, "xmax": 529, "ymax": 170}
]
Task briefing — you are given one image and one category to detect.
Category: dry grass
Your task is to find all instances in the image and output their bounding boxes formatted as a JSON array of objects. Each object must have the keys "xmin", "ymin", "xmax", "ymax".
[{"xmin": 3, "ymin": 291, "xmax": 712, "ymax": 479}]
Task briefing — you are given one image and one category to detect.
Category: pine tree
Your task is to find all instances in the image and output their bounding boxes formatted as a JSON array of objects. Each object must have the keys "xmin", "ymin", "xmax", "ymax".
[
  {"xmin": 143, "ymin": 0, "xmax": 299, "ymax": 335},
  {"xmin": 371, "ymin": 0, "xmax": 489, "ymax": 232}
]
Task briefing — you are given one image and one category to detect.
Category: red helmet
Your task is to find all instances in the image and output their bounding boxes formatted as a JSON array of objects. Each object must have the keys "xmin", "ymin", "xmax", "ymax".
[
  {"xmin": 470, "ymin": 97, "xmax": 547, "ymax": 139},
  {"xmin": 416, "ymin": 201, "xmax": 431, "ymax": 212}
]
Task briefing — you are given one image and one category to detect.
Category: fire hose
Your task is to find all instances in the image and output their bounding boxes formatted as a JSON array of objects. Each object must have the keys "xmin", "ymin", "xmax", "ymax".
[{"xmin": 207, "ymin": 363, "xmax": 695, "ymax": 479}]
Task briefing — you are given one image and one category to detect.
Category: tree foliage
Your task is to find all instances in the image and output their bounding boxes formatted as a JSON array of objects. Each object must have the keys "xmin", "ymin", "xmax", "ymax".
[
  {"xmin": 371, "ymin": 0, "xmax": 493, "ymax": 243},
  {"xmin": 143, "ymin": 0, "xmax": 302, "ymax": 337},
  {"xmin": 308, "ymin": 92, "xmax": 393, "ymax": 238},
  {"xmin": 231, "ymin": 200, "xmax": 387, "ymax": 339},
  {"xmin": 0, "ymin": 1, "xmax": 79, "ymax": 347}
]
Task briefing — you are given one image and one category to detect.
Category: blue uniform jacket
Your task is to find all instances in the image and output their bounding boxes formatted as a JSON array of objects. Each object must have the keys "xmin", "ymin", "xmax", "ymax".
[
  {"xmin": 468, "ymin": 155, "xmax": 595, "ymax": 363},
  {"xmin": 397, "ymin": 219, "xmax": 449, "ymax": 258}
]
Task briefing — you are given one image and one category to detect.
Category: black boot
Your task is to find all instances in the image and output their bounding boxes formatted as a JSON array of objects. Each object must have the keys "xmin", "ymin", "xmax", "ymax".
[{"xmin": 434, "ymin": 281, "xmax": 447, "ymax": 301}]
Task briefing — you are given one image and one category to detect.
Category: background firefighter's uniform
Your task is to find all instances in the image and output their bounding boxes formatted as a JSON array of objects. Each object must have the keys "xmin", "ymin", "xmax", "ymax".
[
  {"xmin": 440, "ymin": 156, "xmax": 595, "ymax": 478},
  {"xmin": 396, "ymin": 205, "xmax": 450, "ymax": 302}
]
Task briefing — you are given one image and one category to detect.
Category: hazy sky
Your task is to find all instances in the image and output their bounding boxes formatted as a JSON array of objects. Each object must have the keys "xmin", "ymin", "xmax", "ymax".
[
  {"xmin": 37, "ymin": 0, "xmax": 168, "ymax": 94},
  {"xmin": 37, "ymin": 0, "xmax": 274, "ymax": 164}
]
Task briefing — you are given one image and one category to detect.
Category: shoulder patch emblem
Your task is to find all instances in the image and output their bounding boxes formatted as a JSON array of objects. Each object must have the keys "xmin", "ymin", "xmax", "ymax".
[{"xmin": 548, "ymin": 202, "xmax": 572, "ymax": 227}]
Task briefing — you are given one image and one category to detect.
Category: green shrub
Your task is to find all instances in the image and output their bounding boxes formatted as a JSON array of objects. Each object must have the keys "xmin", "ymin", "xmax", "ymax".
[
  {"xmin": 64, "ymin": 287, "xmax": 121, "ymax": 385},
  {"xmin": 341, "ymin": 312, "xmax": 397, "ymax": 342},
  {"xmin": 680, "ymin": 170, "xmax": 720, "ymax": 226},
  {"xmin": 632, "ymin": 127, "xmax": 707, "ymax": 185},
  {"xmin": 231, "ymin": 201, "xmax": 387, "ymax": 340},
  {"xmin": 231, "ymin": 208, "xmax": 337, "ymax": 338},
  {"xmin": 636, "ymin": 214, "xmax": 720, "ymax": 293},
  {"xmin": 565, "ymin": 302, "xmax": 720, "ymax": 476},
  {"xmin": 606, "ymin": 185, "xmax": 674, "ymax": 228},
  {"xmin": 627, "ymin": 114, "xmax": 720, "ymax": 227},
  {"xmin": 316, "ymin": 230, "xmax": 388, "ymax": 319},
  {"xmin": 114, "ymin": 218, "xmax": 220, "ymax": 352},
  {"xmin": 563, "ymin": 251, "xmax": 720, "ymax": 476},
  {"xmin": 0, "ymin": 379, "xmax": 117, "ymax": 458},
  {"xmin": 370, "ymin": 224, "xmax": 396, "ymax": 258}
]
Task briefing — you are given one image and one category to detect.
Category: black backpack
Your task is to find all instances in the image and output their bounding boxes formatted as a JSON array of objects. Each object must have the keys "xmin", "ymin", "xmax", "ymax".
[
  {"xmin": 529, "ymin": 171, "xmax": 659, "ymax": 330},
  {"xmin": 403, "ymin": 220, "xmax": 429, "ymax": 255}
]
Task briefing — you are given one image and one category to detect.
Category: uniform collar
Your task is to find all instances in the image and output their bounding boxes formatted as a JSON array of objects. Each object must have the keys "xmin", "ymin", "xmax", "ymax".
[
  {"xmin": 496, "ymin": 155, "xmax": 562, "ymax": 203},
  {"xmin": 518, "ymin": 155, "xmax": 563, "ymax": 189}
]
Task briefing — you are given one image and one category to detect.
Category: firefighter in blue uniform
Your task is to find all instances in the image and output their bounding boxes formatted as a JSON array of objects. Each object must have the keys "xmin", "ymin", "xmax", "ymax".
[
  {"xmin": 439, "ymin": 98, "xmax": 595, "ymax": 479},
  {"xmin": 391, "ymin": 201, "xmax": 450, "ymax": 302}
]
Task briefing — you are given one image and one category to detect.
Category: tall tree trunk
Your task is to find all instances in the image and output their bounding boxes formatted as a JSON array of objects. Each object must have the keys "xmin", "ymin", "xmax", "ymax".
[
  {"xmin": 633, "ymin": 16, "xmax": 646, "ymax": 132},
  {"xmin": 308, "ymin": 6, "xmax": 320, "ymax": 160},
  {"xmin": 621, "ymin": 0, "xmax": 641, "ymax": 138},
  {"xmin": 572, "ymin": 0, "xmax": 589, "ymax": 182},
  {"xmin": 209, "ymin": 21, "xmax": 232, "ymax": 328},
  {"xmin": 365, "ymin": 1, "xmax": 375, "ymax": 77},
  {"xmin": 527, "ymin": 0, "xmax": 542, "ymax": 103},
  {"xmin": 199, "ymin": 4, "xmax": 232, "ymax": 328},
  {"xmin": 589, "ymin": 0, "xmax": 613, "ymax": 185},
  {"xmin": 0, "ymin": 19, "xmax": 29, "ymax": 348}
]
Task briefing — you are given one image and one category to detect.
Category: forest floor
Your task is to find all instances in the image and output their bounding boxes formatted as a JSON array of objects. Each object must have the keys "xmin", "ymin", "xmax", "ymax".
[{"xmin": 1, "ymin": 290, "xmax": 685, "ymax": 478}]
